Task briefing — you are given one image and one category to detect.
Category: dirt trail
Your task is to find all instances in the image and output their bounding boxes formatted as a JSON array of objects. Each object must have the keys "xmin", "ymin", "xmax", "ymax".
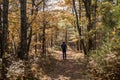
[{"xmin": 42, "ymin": 50, "xmax": 88, "ymax": 80}]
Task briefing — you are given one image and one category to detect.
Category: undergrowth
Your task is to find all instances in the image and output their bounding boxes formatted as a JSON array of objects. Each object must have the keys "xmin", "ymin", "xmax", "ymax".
[{"xmin": 88, "ymin": 34, "xmax": 120, "ymax": 80}]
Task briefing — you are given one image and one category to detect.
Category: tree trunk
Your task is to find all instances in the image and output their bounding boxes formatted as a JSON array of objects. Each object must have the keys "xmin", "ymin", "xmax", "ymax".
[
  {"xmin": 2, "ymin": 0, "xmax": 9, "ymax": 55},
  {"xmin": 35, "ymin": 34, "xmax": 37, "ymax": 54},
  {"xmin": 50, "ymin": 35, "xmax": 53, "ymax": 47},
  {"xmin": 42, "ymin": 0, "xmax": 46, "ymax": 56},
  {"xmin": 42, "ymin": 22, "xmax": 46, "ymax": 56},
  {"xmin": 78, "ymin": 0, "xmax": 83, "ymax": 52},
  {"xmin": 82, "ymin": 0, "xmax": 94, "ymax": 52},
  {"xmin": 2, "ymin": 0, "xmax": 9, "ymax": 79},
  {"xmin": 0, "ymin": 4, "xmax": 2, "ymax": 58},
  {"xmin": 72, "ymin": 0, "xmax": 87, "ymax": 54},
  {"xmin": 27, "ymin": 24, "xmax": 32, "ymax": 53},
  {"xmin": 39, "ymin": 33, "xmax": 42, "ymax": 50},
  {"xmin": 11, "ymin": 34, "xmax": 17, "ymax": 55},
  {"xmin": 65, "ymin": 28, "xmax": 68, "ymax": 44},
  {"xmin": 18, "ymin": 0, "xmax": 28, "ymax": 60},
  {"xmin": 26, "ymin": 0, "xmax": 36, "ymax": 53},
  {"xmin": 93, "ymin": 0, "xmax": 97, "ymax": 49}
]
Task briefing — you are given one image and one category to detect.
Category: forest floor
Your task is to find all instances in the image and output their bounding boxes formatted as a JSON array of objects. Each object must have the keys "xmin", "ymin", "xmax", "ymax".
[
  {"xmin": 5, "ymin": 49, "xmax": 120, "ymax": 80},
  {"xmin": 6, "ymin": 49, "xmax": 90, "ymax": 80},
  {"xmin": 40, "ymin": 50, "xmax": 89, "ymax": 80}
]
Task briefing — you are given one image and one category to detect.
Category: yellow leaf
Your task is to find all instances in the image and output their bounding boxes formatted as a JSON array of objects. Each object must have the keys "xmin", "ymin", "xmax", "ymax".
[{"xmin": 112, "ymin": 31, "xmax": 115, "ymax": 35}]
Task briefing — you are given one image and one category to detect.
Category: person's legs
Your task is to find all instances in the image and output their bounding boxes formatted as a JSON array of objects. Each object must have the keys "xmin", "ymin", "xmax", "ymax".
[
  {"xmin": 63, "ymin": 52, "xmax": 64, "ymax": 60},
  {"xmin": 62, "ymin": 49, "xmax": 66, "ymax": 60},
  {"xmin": 64, "ymin": 52, "xmax": 66, "ymax": 59},
  {"xmin": 63, "ymin": 52, "xmax": 67, "ymax": 60},
  {"xmin": 63, "ymin": 52, "xmax": 66, "ymax": 60}
]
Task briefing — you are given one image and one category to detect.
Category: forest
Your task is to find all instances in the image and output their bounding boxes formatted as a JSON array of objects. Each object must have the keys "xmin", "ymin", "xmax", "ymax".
[{"xmin": 0, "ymin": 0, "xmax": 120, "ymax": 80}]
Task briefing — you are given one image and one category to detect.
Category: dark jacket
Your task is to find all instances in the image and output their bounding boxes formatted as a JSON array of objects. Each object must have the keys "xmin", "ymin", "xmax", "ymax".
[{"xmin": 61, "ymin": 43, "xmax": 67, "ymax": 52}]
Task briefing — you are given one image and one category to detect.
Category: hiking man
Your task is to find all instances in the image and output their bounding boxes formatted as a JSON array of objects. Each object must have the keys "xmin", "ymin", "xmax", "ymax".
[{"xmin": 61, "ymin": 42, "xmax": 67, "ymax": 60}]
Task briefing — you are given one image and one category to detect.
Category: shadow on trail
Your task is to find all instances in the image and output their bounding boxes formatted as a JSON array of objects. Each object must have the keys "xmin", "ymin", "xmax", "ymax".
[
  {"xmin": 47, "ymin": 58, "xmax": 86, "ymax": 80},
  {"xmin": 37, "ymin": 50, "xmax": 87, "ymax": 80}
]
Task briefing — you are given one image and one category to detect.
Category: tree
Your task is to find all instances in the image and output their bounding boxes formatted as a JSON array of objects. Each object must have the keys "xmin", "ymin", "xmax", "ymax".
[
  {"xmin": 42, "ymin": 0, "xmax": 46, "ymax": 56},
  {"xmin": 82, "ymin": 0, "xmax": 98, "ymax": 52},
  {"xmin": 72, "ymin": 0, "xmax": 87, "ymax": 54},
  {"xmin": 18, "ymin": 0, "xmax": 28, "ymax": 60},
  {"xmin": 82, "ymin": 0, "xmax": 92, "ymax": 52},
  {"xmin": 2, "ymin": 0, "xmax": 9, "ymax": 79},
  {"xmin": 0, "ymin": 2, "xmax": 2, "ymax": 58},
  {"xmin": 93, "ymin": 0, "xmax": 98, "ymax": 49}
]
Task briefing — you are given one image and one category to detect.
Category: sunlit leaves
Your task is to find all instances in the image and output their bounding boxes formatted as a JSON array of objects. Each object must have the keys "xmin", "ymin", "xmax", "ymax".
[
  {"xmin": 64, "ymin": 0, "xmax": 72, "ymax": 6},
  {"xmin": 101, "ymin": 1, "xmax": 120, "ymax": 28}
]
